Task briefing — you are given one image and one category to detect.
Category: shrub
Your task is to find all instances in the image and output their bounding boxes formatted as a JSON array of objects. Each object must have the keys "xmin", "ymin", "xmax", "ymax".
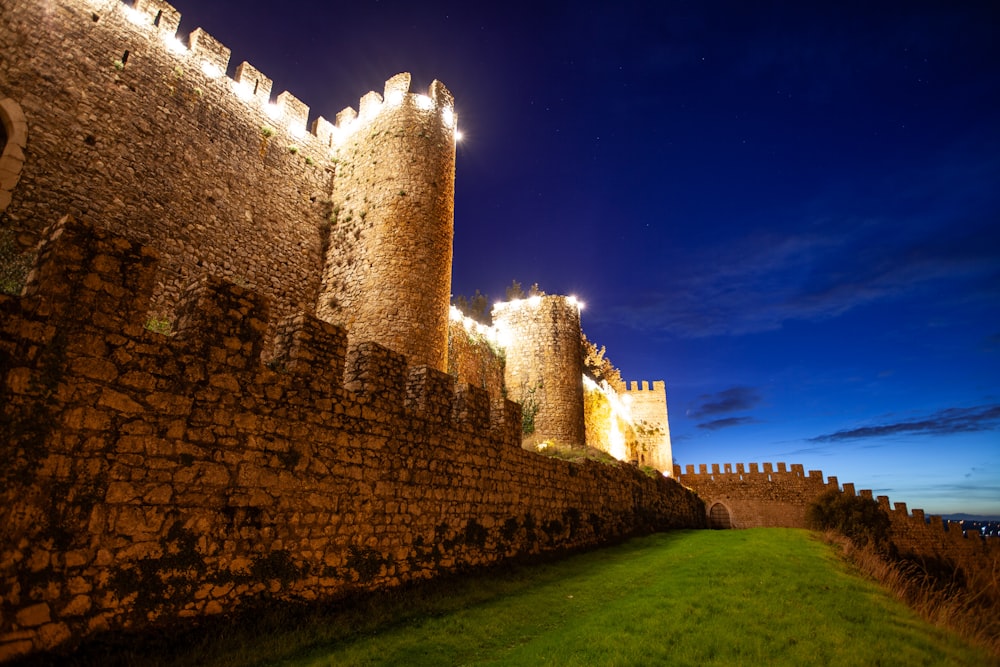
[{"xmin": 806, "ymin": 489, "xmax": 891, "ymax": 550}]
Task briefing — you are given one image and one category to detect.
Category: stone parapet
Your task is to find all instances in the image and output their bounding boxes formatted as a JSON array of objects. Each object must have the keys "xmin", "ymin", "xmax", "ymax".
[{"xmin": 0, "ymin": 219, "xmax": 706, "ymax": 660}]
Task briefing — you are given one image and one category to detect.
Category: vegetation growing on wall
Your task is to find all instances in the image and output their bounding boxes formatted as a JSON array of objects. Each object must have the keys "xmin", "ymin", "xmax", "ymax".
[
  {"xmin": 806, "ymin": 489, "xmax": 892, "ymax": 550},
  {"xmin": 519, "ymin": 381, "xmax": 542, "ymax": 435},
  {"xmin": 446, "ymin": 321, "xmax": 505, "ymax": 394},
  {"xmin": 581, "ymin": 333, "xmax": 624, "ymax": 393},
  {"xmin": 504, "ymin": 280, "xmax": 543, "ymax": 301},
  {"xmin": 451, "ymin": 289, "xmax": 491, "ymax": 324},
  {"xmin": 0, "ymin": 228, "xmax": 34, "ymax": 295}
]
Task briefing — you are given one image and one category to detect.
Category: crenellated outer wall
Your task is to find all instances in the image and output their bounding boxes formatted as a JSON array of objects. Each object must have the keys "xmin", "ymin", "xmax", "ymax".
[
  {"xmin": 676, "ymin": 462, "xmax": 999, "ymax": 587},
  {"xmin": 0, "ymin": 219, "xmax": 707, "ymax": 660},
  {"xmin": 676, "ymin": 462, "xmax": 836, "ymax": 529}
]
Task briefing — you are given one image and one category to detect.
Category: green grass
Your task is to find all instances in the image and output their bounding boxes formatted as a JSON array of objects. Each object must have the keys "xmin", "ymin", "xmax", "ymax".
[{"xmin": 54, "ymin": 530, "xmax": 996, "ymax": 666}]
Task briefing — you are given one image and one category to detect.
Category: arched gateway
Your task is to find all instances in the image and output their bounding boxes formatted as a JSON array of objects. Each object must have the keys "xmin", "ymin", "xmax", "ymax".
[{"xmin": 708, "ymin": 502, "xmax": 732, "ymax": 529}]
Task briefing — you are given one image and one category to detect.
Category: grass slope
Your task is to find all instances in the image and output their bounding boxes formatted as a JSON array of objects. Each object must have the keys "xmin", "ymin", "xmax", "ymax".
[
  {"xmin": 43, "ymin": 529, "xmax": 995, "ymax": 666},
  {"xmin": 283, "ymin": 529, "xmax": 990, "ymax": 666}
]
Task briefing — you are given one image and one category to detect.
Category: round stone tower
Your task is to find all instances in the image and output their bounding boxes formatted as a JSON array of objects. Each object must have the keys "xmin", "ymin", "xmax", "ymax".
[
  {"xmin": 493, "ymin": 295, "xmax": 586, "ymax": 447},
  {"xmin": 318, "ymin": 73, "xmax": 457, "ymax": 372}
]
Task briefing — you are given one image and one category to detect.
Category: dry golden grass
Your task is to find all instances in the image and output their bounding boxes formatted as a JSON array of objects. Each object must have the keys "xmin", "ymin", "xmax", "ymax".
[{"xmin": 819, "ymin": 530, "xmax": 1000, "ymax": 658}]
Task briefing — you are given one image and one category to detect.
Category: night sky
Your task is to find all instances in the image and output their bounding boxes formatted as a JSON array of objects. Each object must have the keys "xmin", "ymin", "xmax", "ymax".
[{"xmin": 161, "ymin": 1, "xmax": 998, "ymax": 516}]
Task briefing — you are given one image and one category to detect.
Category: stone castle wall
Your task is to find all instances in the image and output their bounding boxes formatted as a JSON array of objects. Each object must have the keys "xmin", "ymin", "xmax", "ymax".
[
  {"xmin": 676, "ymin": 462, "xmax": 999, "ymax": 585},
  {"xmin": 582, "ymin": 378, "xmax": 636, "ymax": 462},
  {"xmin": 447, "ymin": 310, "xmax": 506, "ymax": 399},
  {"xmin": 675, "ymin": 462, "xmax": 834, "ymax": 529},
  {"xmin": 0, "ymin": 0, "xmax": 458, "ymax": 370},
  {"xmin": 0, "ymin": 219, "xmax": 707, "ymax": 659},
  {"xmin": 1, "ymin": 0, "xmax": 327, "ymax": 332}
]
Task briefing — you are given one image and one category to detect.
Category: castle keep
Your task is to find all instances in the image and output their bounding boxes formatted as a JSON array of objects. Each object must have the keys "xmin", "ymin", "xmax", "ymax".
[{"xmin": 0, "ymin": 0, "xmax": 994, "ymax": 660}]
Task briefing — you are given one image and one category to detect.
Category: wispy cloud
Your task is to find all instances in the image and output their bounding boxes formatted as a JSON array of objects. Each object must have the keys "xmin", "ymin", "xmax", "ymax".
[
  {"xmin": 688, "ymin": 386, "xmax": 761, "ymax": 418},
  {"xmin": 608, "ymin": 218, "xmax": 997, "ymax": 339},
  {"xmin": 810, "ymin": 404, "xmax": 1000, "ymax": 443},
  {"xmin": 697, "ymin": 416, "xmax": 759, "ymax": 431},
  {"xmin": 603, "ymin": 151, "xmax": 1000, "ymax": 340}
]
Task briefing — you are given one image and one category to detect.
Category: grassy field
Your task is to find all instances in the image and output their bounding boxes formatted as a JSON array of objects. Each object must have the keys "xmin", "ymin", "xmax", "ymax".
[{"xmin": 53, "ymin": 529, "xmax": 996, "ymax": 666}]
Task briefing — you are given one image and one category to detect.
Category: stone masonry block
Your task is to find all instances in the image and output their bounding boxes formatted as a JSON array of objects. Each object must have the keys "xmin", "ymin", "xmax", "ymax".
[
  {"xmin": 452, "ymin": 383, "xmax": 489, "ymax": 432},
  {"xmin": 344, "ymin": 342, "xmax": 406, "ymax": 409},
  {"xmin": 173, "ymin": 276, "xmax": 269, "ymax": 371},
  {"xmin": 134, "ymin": 0, "xmax": 181, "ymax": 35},
  {"xmin": 405, "ymin": 366, "xmax": 454, "ymax": 423},
  {"xmin": 270, "ymin": 312, "xmax": 346, "ymax": 387},
  {"xmin": 19, "ymin": 217, "xmax": 158, "ymax": 330},
  {"xmin": 189, "ymin": 28, "xmax": 231, "ymax": 74},
  {"xmin": 490, "ymin": 398, "xmax": 522, "ymax": 450},
  {"xmin": 234, "ymin": 62, "xmax": 274, "ymax": 106}
]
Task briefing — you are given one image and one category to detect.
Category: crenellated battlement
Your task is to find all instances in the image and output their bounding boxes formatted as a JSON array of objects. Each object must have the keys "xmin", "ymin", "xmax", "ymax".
[
  {"xmin": 675, "ymin": 461, "xmax": 999, "ymax": 565},
  {"xmin": 6, "ymin": 216, "xmax": 517, "ymax": 439},
  {"xmin": 625, "ymin": 380, "xmax": 666, "ymax": 394},
  {"xmin": 95, "ymin": 1, "xmax": 458, "ymax": 149},
  {"xmin": 676, "ymin": 461, "xmax": 818, "ymax": 481}
]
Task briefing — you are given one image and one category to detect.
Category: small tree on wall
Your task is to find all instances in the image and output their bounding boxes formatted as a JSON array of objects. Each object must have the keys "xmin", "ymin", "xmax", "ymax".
[
  {"xmin": 504, "ymin": 280, "xmax": 543, "ymax": 301},
  {"xmin": 451, "ymin": 289, "xmax": 491, "ymax": 324},
  {"xmin": 581, "ymin": 333, "xmax": 624, "ymax": 393}
]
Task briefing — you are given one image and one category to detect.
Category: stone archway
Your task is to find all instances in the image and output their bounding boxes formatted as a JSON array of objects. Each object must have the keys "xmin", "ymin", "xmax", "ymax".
[
  {"xmin": 0, "ymin": 95, "xmax": 28, "ymax": 213},
  {"xmin": 708, "ymin": 502, "xmax": 732, "ymax": 529}
]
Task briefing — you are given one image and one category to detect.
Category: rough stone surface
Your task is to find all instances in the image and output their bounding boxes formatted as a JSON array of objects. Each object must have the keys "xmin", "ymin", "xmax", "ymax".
[{"xmin": 0, "ymin": 219, "xmax": 707, "ymax": 658}]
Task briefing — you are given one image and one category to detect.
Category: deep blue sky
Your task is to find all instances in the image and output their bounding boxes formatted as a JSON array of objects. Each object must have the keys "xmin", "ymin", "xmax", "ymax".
[{"xmin": 163, "ymin": 0, "xmax": 999, "ymax": 516}]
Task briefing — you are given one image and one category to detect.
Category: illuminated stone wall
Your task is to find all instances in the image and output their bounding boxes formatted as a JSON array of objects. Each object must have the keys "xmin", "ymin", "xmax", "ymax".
[
  {"xmin": 583, "ymin": 378, "xmax": 637, "ymax": 461},
  {"xmin": 447, "ymin": 311, "xmax": 506, "ymax": 399},
  {"xmin": 0, "ymin": 0, "xmax": 457, "ymax": 370},
  {"xmin": 0, "ymin": 219, "xmax": 707, "ymax": 659}
]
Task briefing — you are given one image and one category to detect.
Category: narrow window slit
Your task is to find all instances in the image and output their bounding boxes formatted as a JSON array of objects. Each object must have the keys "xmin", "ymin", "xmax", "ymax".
[
  {"xmin": 121, "ymin": 50, "xmax": 130, "ymax": 65},
  {"xmin": 154, "ymin": 10, "xmax": 162, "ymax": 27}
]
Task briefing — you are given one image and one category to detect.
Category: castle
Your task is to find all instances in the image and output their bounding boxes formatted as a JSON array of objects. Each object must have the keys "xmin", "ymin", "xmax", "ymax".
[{"xmin": 0, "ymin": 0, "xmax": 994, "ymax": 659}]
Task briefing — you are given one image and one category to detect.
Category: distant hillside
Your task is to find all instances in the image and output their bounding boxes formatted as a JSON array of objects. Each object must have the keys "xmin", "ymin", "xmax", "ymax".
[{"xmin": 943, "ymin": 514, "xmax": 1000, "ymax": 522}]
